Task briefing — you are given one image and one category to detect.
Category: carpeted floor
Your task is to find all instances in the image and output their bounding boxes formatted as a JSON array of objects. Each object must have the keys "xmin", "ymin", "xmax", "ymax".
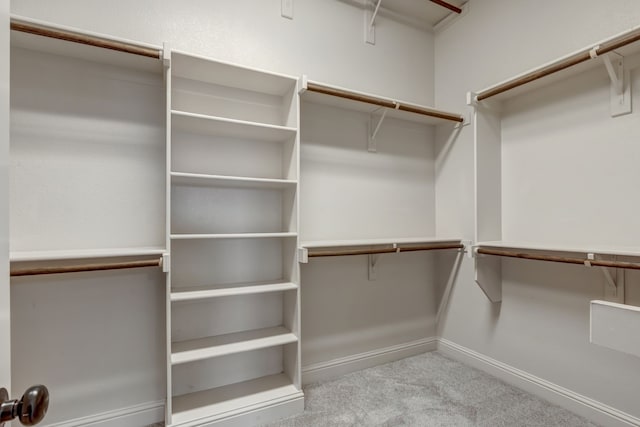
[{"xmin": 263, "ymin": 352, "xmax": 600, "ymax": 427}]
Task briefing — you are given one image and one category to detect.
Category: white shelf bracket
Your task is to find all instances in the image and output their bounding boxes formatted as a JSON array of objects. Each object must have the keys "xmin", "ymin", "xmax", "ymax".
[
  {"xmin": 462, "ymin": 240, "xmax": 473, "ymax": 259},
  {"xmin": 600, "ymin": 265, "xmax": 617, "ymax": 290},
  {"xmin": 298, "ymin": 247, "xmax": 309, "ymax": 264},
  {"xmin": 368, "ymin": 254, "xmax": 380, "ymax": 281},
  {"xmin": 466, "ymin": 91, "xmax": 478, "ymax": 108},
  {"xmin": 602, "ymin": 53, "xmax": 631, "ymax": 117},
  {"xmin": 601, "ymin": 262, "xmax": 625, "ymax": 304},
  {"xmin": 585, "ymin": 253, "xmax": 625, "ymax": 303},
  {"xmin": 162, "ymin": 42, "xmax": 171, "ymax": 68},
  {"xmin": 161, "ymin": 253, "xmax": 170, "ymax": 273},
  {"xmin": 368, "ymin": 107, "xmax": 390, "ymax": 152},
  {"xmin": 474, "ymin": 247, "xmax": 502, "ymax": 302},
  {"xmin": 298, "ymin": 74, "xmax": 308, "ymax": 95},
  {"xmin": 364, "ymin": 0, "xmax": 382, "ymax": 44}
]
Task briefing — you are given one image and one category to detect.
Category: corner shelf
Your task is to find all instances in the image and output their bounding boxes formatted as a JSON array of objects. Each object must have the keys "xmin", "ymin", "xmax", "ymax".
[
  {"xmin": 171, "ymin": 326, "xmax": 298, "ymax": 365},
  {"xmin": 171, "ymin": 110, "xmax": 296, "ymax": 142},
  {"xmin": 476, "ymin": 241, "xmax": 640, "ymax": 259},
  {"xmin": 473, "ymin": 25, "xmax": 640, "ymax": 102},
  {"xmin": 171, "ymin": 281, "xmax": 298, "ymax": 302}
]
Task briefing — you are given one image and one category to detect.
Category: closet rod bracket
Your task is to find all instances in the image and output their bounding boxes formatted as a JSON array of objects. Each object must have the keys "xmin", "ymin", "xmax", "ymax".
[
  {"xmin": 601, "ymin": 53, "xmax": 631, "ymax": 117},
  {"xmin": 162, "ymin": 42, "xmax": 171, "ymax": 68},
  {"xmin": 298, "ymin": 247, "xmax": 309, "ymax": 264},
  {"xmin": 368, "ymin": 105, "xmax": 396, "ymax": 152},
  {"xmin": 161, "ymin": 253, "xmax": 170, "ymax": 273},
  {"xmin": 585, "ymin": 253, "xmax": 625, "ymax": 303}
]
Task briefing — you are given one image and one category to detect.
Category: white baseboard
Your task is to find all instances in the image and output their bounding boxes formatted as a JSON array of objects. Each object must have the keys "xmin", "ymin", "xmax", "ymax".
[
  {"xmin": 302, "ymin": 337, "xmax": 437, "ymax": 385},
  {"xmin": 437, "ymin": 338, "xmax": 640, "ymax": 427},
  {"xmin": 43, "ymin": 400, "xmax": 164, "ymax": 427}
]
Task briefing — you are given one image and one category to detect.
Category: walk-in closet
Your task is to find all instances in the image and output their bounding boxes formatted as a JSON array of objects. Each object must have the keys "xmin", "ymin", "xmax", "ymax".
[{"xmin": 1, "ymin": 1, "xmax": 639, "ymax": 426}]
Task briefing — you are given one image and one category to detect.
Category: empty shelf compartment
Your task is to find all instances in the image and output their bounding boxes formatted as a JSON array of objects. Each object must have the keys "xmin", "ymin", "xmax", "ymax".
[
  {"xmin": 171, "ymin": 326, "xmax": 298, "ymax": 365},
  {"xmin": 171, "ymin": 373, "xmax": 302, "ymax": 425}
]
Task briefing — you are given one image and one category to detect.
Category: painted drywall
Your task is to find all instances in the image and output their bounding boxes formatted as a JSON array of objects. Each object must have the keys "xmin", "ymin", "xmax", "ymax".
[
  {"xmin": 435, "ymin": 0, "xmax": 640, "ymax": 420},
  {"xmin": 0, "ymin": 0, "xmax": 10, "ymax": 396},
  {"xmin": 11, "ymin": 0, "xmax": 435, "ymax": 106}
]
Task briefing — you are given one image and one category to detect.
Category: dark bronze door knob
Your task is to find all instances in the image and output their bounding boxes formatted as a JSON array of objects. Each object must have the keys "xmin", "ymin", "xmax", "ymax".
[{"xmin": 0, "ymin": 385, "xmax": 49, "ymax": 426}]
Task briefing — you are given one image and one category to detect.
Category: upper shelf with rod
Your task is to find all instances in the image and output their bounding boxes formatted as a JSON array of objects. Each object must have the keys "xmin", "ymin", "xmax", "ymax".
[
  {"xmin": 299, "ymin": 76, "xmax": 465, "ymax": 126},
  {"xmin": 475, "ymin": 241, "xmax": 640, "ymax": 260},
  {"xmin": 473, "ymin": 241, "xmax": 640, "ymax": 304},
  {"xmin": 10, "ymin": 15, "xmax": 163, "ymax": 72},
  {"xmin": 299, "ymin": 237, "xmax": 464, "ymax": 263},
  {"xmin": 471, "ymin": 24, "xmax": 640, "ymax": 104}
]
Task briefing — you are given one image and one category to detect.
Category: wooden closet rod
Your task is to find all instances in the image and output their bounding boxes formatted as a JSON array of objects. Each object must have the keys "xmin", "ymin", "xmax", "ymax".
[
  {"xmin": 306, "ymin": 82, "xmax": 464, "ymax": 123},
  {"xmin": 476, "ymin": 26, "xmax": 640, "ymax": 101},
  {"xmin": 10, "ymin": 20, "xmax": 162, "ymax": 60},
  {"xmin": 10, "ymin": 257, "xmax": 163, "ymax": 277},
  {"xmin": 308, "ymin": 243, "xmax": 463, "ymax": 258},
  {"xmin": 429, "ymin": 0, "xmax": 462, "ymax": 14},
  {"xmin": 477, "ymin": 248, "xmax": 640, "ymax": 271}
]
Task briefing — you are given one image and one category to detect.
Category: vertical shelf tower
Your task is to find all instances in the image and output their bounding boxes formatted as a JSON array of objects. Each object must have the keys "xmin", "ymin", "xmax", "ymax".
[{"xmin": 164, "ymin": 49, "xmax": 303, "ymax": 426}]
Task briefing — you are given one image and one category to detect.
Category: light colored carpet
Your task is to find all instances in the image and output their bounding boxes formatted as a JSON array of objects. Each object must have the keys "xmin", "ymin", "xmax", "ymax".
[{"xmin": 263, "ymin": 352, "xmax": 601, "ymax": 427}]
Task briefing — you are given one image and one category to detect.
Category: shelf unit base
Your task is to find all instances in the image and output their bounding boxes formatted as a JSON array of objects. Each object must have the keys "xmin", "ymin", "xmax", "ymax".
[{"xmin": 170, "ymin": 374, "xmax": 303, "ymax": 427}]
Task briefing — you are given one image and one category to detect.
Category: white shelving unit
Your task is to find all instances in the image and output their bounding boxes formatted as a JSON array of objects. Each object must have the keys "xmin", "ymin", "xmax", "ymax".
[
  {"xmin": 471, "ymin": 25, "xmax": 640, "ymax": 303},
  {"xmin": 165, "ymin": 50, "xmax": 303, "ymax": 426}
]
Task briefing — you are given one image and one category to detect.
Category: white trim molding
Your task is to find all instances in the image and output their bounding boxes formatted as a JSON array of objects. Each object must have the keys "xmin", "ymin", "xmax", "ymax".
[
  {"xmin": 302, "ymin": 337, "xmax": 437, "ymax": 385},
  {"xmin": 437, "ymin": 338, "xmax": 640, "ymax": 427},
  {"xmin": 43, "ymin": 400, "xmax": 165, "ymax": 427}
]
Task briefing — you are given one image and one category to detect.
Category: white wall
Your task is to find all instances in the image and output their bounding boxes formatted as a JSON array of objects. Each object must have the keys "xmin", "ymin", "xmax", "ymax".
[
  {"xmin": 435, "ymin": 0, "xmax": 640, "ymax": 421},
  {"xmin": 11, "ymin": 0, "xmax": 435, "ymax": 106}
]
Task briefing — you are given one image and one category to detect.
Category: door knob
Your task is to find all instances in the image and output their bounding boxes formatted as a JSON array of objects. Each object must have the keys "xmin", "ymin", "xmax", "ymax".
[{"xmin": 0, "ymin": 385, "xmax": 49, "ymax": 426}]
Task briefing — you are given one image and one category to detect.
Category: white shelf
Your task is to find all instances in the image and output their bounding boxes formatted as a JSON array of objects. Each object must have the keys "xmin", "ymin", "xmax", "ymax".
[
  {"xmin": 171, "ymin": 51, "xmax": 297, "ymax": 96},
  {"xmin": 171, "ymin": 281, "xmax": 297, "ymax": 302},
  {"xmin": 301, "ymin": 236, "xmax": 462, "ymax": 249},
  {"xmin": 10, "ymin": 15, "xmax": 162, "ymax": 73},
  {"xmin": 171, "ymin": 110, "xmax": 296, "ymax": 142},
  {"xmin": 475, "ymin": 25, "xmax": 640, "ymax": 102},
  {"xmin": 171, "ymin": 326, "xmax": 297, "ymax": 365},
  {"xmin": 477, "ymin": 241, "xmax": 640, "ymax": 258},
  {"xmin": 171, "ymin": 232, "xmax": 297, "ymax": 240},
  {"xmin": 171, "ymin": 374, "xmax": 302, "ymax": 426},
  {"xmin": 10, "ymin": 247, "xmax": 166, "ymax": 262},
  {"xmin": 301, "ymin": 79, "xmax": 464, "ymax": 126},
  {"xmin": 171, "ymin": 172, "xmax": 297, "ymax": 190}
]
